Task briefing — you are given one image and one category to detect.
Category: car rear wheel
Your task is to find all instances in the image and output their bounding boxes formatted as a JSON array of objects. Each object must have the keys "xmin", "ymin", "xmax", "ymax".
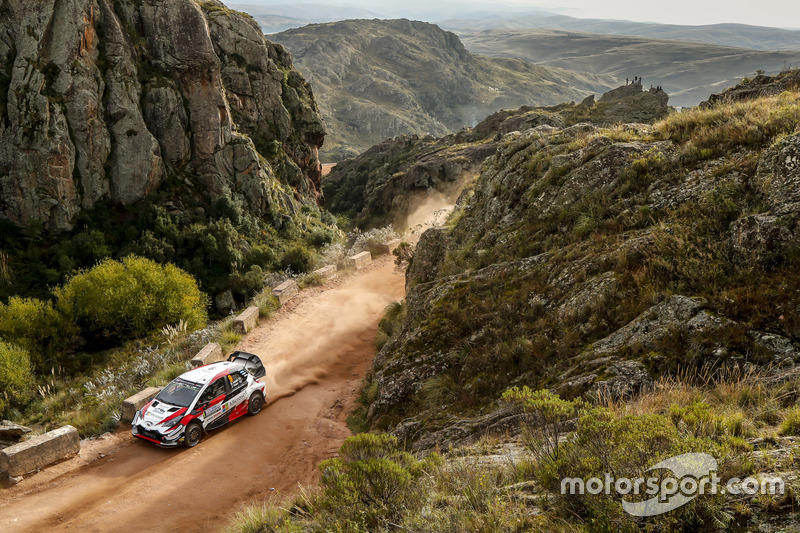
[
  {"xmin": 248, "ymin": 392, "xmax": 264, "ymax": 415},
  {"xmin": 184, "ymin": 421, "xmax": 203, "ymax": 448}
]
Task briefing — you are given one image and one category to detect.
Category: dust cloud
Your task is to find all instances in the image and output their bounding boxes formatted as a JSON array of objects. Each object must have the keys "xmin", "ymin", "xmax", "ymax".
[
  {"xmin": 398, "ymin": 174, "xmax": 473, "ymax": 236},
  {"xmin": 238, "ymin": 263, "xmax": 404, "ymax": 404}
]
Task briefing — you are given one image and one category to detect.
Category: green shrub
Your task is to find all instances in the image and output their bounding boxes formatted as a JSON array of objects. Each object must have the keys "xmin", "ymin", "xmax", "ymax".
[
  {"xmin": 502, "ymin": 386, "xmax": 583, "ymax": 463},
  {"xmin": 317, "ymin": 433, "xmax": 439, "ymax": 527},
  {"xmin": 251, "ymin": 292, "xmax": 280, "ymax": 318},
  {"xmin": 55, "ymin": 256, "xmax": 208, "ymax": 344},
  {"xmin": 0, "ymin": 296, "xmax": 74, "ymax": 368},
  {"xmin": 0, "ymin": 341, "xmax": 34, "ymax": 414},
  {"xmin": 229, "ymin": 265, "xmax": 265, "ymax": 299},
  {"xmin": 280, "ymin": 245, "xmax": 313, "ymax": 274}
]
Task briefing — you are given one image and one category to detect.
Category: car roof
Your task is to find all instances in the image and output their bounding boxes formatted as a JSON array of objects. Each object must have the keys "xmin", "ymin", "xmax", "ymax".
[{"xmin": 179, "ymin": 361, "xmax": 241, "ymax": 386}]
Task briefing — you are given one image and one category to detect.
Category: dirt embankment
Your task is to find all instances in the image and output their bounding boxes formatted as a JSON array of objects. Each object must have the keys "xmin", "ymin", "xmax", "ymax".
[{"xmin": 0, "ymin": 257, "xmax": 404, "ymax": 533}]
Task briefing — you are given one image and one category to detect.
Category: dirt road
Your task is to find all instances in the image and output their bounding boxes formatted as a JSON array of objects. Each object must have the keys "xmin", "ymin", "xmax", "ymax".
[{"xmin": 0, "ymin": 257, "xmax": 405, "ymax": 533}]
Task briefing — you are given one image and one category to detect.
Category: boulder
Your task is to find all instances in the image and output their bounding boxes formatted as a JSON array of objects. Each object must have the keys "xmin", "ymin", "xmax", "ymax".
[
  {"xmin": 346, "ymin": 251, "xmax": 372, "ymax": 270},
  {"xmin": 272, "ymin": 280, "xmax": 299, "ymax": 305},
  {"xmin": 215, "ymin": 290, "xmax": 236, "ymax": 315},
  {"xmin": 122, "ymin": 387, "xmax": 163, "ymax": 423},
  {"xmin": 191, "ymin": 343, "xmax": 224, "ymax": 368},
  {"xmin": 313, "ymin": 265, "xmax": 338, "ymax": 281},
  {"xmin": 0, "ymin": 421, "xmax": 32, "ymax": 440},
  {"xmin": 233, "ymin": 306, "xmax": 260, "ymax": 333},
  {"xmin": 0, "ymin": 426, "xmax": 80, "ymax": 477},
  {"xmin": 588, "ymin": 361, "xmax": 654, "ymax": 401},
  {"xmin": 406, "ymin": 228, "xmax": 450, "ymax": 290}
]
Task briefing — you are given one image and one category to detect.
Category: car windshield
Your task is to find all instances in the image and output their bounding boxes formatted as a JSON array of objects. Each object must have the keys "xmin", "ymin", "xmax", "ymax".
[{"xmin": 155, "ymin": 378, "xmax": 202, "ymax": 408}]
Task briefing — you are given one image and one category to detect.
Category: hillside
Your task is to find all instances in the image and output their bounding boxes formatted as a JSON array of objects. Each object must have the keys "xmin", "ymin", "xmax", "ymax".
[
  {"xmin": 459, "ymin": 28, "xmax": 800, "ymax": 107},
  {"xmin": 232, "ymin": 71, "xmax": 800, "ymax": 533},
  {"xmin": 361, "ymin": 71, "xmax": 800, "ymax": 441},
  {"xmin": 270, "ymin": 19, "xmax": 616, "ymax": 161},
  {"xmin": 443, "ymin": 12, "xmax": 800, "ymax": 51},
  {"xmin": 324, "ymin": 81, "xmax": 669, "ymax": 228},
  {"xmin": 0, "ymin": 0, "xmax": 337, "ymax": 303}
]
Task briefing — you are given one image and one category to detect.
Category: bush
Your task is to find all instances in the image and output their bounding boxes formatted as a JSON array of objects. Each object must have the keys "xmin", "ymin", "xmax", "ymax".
[
  {"xmin": 502, "ymin": 386, "xmax": 583, "ymax": 464},
  {"xmin": 280, "ymin": 245, "xmax": 313, "ymax": 274},
  {"xmin": 0, "ymin": 296, "xmax": 74, "ymax": 368},
  {"xmin": 0, "ymin": 341, "xmax": 34, "ymax": 414},
  {"xmin": 55, "ymin": 256, "xmax": 208, "ymax": 344},
  {"xmin": 317, "ymin": 433, "xmax": 438, "ymax": 527},
  {"xmin": 229, "ymin": 265, "xmax": 265, "ymax": 299}
]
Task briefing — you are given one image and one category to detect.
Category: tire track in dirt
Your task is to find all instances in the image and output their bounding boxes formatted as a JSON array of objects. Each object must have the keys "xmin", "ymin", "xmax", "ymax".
[{"xmin": 0, "ymin": 257, "xmax": 405, "ymax": 533}]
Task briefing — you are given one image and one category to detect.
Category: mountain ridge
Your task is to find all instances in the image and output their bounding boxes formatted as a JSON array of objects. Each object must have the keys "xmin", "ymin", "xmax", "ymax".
[{"xmin": 271, "ymin": 18, "xmax": 616, "ymax": 160}]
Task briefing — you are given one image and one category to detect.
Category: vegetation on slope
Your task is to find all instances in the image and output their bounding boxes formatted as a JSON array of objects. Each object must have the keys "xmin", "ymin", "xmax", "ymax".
[{"xmin": 272, "ymin": 19, "xmax": 615, "ymax": 160}]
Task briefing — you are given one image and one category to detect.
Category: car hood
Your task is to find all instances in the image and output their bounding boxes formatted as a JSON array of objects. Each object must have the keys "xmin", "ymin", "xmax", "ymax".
[{"xmin": 140, "ymin": 400, "xmax": 187, "ymax": 429}]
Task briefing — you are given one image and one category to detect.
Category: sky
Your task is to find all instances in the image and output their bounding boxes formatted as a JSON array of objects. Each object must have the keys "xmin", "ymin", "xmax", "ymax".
[
  {"xmin": 528, "ymin": 0, "xmax": 800, "ymax": 28},
  {"xmin": 232, "ymin": 0, "xmax": 800, "ymax": 29}
]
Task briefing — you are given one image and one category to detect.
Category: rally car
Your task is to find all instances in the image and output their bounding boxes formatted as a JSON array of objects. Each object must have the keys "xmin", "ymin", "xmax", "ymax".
[{"xmin": 132, "ymin": 351, "xmax": 267, "ymax": 448}]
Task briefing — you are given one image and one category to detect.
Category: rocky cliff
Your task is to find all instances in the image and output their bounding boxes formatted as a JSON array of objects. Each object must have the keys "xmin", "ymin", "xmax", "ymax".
[
  {"xmin": 363, "ymin": 86, "xmax": 800, "ymax": 446},
  {"xmin": 0, "ymin": 0, "xmax": 324, "ymax": 233},
  {"xmin": 271, "ymin": 19, "xmax": 616, "ymax": 161},
  {"xmin": 324, "ymin": 82, "xmax": 669, "ymax": 229}
]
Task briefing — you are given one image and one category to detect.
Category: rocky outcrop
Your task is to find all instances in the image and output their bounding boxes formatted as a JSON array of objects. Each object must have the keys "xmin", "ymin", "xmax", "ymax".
[
  {"xmin": 272, "ymin": 19, "xmax": 614, "ymax": 160},
  {"xmin": 364, "ymin": 88, "xmax": 800, "ymax": 444},
  {"xmin": 0, "ymin": 0, "xmax": 324, "ymax": 233},
  {"xmin": 701, "ymin": 69, "xmax": 800, "ymax": 108},
  {"xmin": 325, "ymin": 83, "xmax": 671, "ymax": 230}
]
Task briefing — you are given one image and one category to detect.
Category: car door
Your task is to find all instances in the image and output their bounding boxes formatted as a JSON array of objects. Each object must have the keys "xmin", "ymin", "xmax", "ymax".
[
  {"xmin": 197, "ymin": 377, "xmax": 227, "ymax": 427},
  {"xmin": 225, "ymin": 370, "xmax": 248, "ymax": 409}
]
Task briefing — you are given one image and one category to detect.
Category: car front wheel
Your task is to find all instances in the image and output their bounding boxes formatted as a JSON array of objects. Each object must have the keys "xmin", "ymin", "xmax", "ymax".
[
  {"xmin": 248, "ymin": 392, "xmax": 264, "ymax": 415},
  {"xmin": 184, "ymin": 421, "xmax": 203, "ymax": 448}
]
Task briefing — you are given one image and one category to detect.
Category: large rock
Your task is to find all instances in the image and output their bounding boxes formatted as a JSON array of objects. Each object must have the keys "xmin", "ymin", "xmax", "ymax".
[
  {"xmin": 755, "ymin": 132, "xmax": 800, "ymax": 215},
  {"xmin": 0, "ymin": 421, "xmax": 32, "ymax": 440},
  {"xmin": 0, "ymin": 0, "xmax": 325, "ymax": 233},
  {"xmin": 0, "ymin": 426, "xmax": 80, "ymax": 477},
  {"xmin": 406, "ymin": 228, "xmax": 450, "ymax": 290}
]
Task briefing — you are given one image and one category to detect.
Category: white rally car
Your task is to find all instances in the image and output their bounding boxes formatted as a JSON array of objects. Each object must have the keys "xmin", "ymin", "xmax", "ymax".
[{"xmin": 132, "ymin": 351, "xmax": 267, "ymax": 448}]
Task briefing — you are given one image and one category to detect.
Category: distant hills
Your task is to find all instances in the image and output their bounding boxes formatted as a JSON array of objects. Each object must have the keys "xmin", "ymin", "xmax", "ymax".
[
  {"xmin": 459, "ymin": 29, "xmax": 800, "ymax": 107},
  {"xmin": 271, "ymin": 19, "xmax": 615, "ymax": 161},
  {"xmin": 441, "ymin": 13, "xmax": 800, "ymax": 51}
]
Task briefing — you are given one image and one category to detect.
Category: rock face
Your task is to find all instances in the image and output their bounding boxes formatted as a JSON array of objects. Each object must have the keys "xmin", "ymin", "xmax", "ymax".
[
  {"xmin": 701, "ymin": 70, "xmax": 800, "ymax": 108},
  {"xmin": 0, "ymin": 0, "xmax": 324, "ymax": 233},
  {"xmin": 272, "ymin": 19, "xmax": 615, "ymax": 160},
  {"xmin": 325, "ymin": 83, "xmax": 670, "ymax": 230},
  {"xmin": 363, "ymin": 88, "xmax": 800, "ymax": 444}
]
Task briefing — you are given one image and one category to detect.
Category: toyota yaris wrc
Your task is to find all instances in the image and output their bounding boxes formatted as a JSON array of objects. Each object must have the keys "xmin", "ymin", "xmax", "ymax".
[{"xmin": 132, "ymin": 351, "xmax": 267, "ymax": 448}]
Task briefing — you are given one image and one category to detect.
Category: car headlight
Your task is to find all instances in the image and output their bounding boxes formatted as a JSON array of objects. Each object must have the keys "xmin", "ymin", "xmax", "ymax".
[
  {"xmin": 163, "ymin": 417, "xmax": 182, "ymax": 430},
  {"xmin": 132, "ymin": 411, "xmax": 140, "ymax": 425}
]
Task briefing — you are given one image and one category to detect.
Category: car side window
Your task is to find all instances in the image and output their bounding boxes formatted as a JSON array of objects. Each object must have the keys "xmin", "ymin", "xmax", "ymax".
[{"xmin": 198, "ymin": 379, "xmax": 225, "ymax": 405}]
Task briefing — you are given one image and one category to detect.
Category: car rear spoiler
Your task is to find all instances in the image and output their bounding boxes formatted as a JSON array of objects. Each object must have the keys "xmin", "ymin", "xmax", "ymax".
[{"xmin": 228, "ymin": 351, "xmax": 267, "ymax": 380}]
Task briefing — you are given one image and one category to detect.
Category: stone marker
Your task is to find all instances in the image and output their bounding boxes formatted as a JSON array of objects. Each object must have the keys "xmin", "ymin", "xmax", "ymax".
[
  {"xmin": 376, "ymin": 239, "xmax": 402, "ymax": 255},
  {"xmin": 313, "ymin": 265, "xmax": 337, "ymax": 281},
  {"xmin": 233, "ymin": 306, "xmax": 259, "ymax": 334},
  {"xmin": 121, "ymin": 387, "xmax": 163, "ymax": 423},
  {"xmin": 346, "ymin": 251, "xmax": 372, "ymax": 270},
  {"xmin": 0, "ymin": 426, "xmax": 80, "ymax": 477},
  {"xmin": 272, "ymin": 279, "xmax": 299, "ymax": 305},
  {"xmin": 191, "ymin": 342, "xmax": 223, "ymax": 368}
]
